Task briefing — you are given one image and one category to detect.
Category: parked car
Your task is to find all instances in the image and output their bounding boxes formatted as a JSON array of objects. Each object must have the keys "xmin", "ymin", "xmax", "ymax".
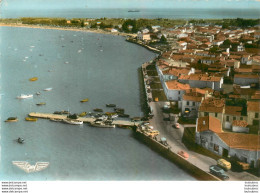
[
  {"xmin": 237, "ymin": 161, "xmax": 250, "ymax": 171},
  {"xmin": 217, "ymin": 159, "xmax": 231, "ymax": 171},
  {"xmin": 209, "ymin": 165, "xmax": 229, "ymax": 180},
  {"xmin": 173, "ymin": 123, "xmax": 180, "ymax": 129},
  {"xmin": 177, "ymin": 150, "xmax": 189, "ymax": 159},
  {"xmin": 147, "ymin": 130, "xmax": 160, "ymax": 138}
]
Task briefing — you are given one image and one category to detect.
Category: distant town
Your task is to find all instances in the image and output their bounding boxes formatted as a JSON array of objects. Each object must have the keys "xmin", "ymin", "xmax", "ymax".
[{"xmin": 1, "ymin": 17, "xmax": 259, "ymax": 180}]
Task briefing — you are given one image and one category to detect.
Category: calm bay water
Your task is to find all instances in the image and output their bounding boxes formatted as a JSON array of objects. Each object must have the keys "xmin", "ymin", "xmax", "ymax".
[
  {"xmin": 0, "ymin": 27, "xmax": 195, "ymax": 180},
  {"xmin": 1, "ymin": 8, "xmax": 260, "ymax": 19}
]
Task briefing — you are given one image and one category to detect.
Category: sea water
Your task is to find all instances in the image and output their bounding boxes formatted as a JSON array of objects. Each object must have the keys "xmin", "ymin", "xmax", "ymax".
[
  {"xmin": 1, "ymin": 8, "xmax": 260, "ymax": 19},
  {"xmin": 0, "ymin": 27, "xmax": 195, "ymax": 180}
]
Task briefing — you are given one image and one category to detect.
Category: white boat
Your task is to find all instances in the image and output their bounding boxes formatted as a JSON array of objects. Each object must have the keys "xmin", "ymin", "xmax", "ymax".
[
  {"xmin": 43, "ymin": 88, "xmax": 52, "ymax": 91},
  {"xmin": 63, "ymin": 118, "xmax": 83, "ymax": 125},
  {"xmin": 50, "ymin": 118, "xmax": 63, "ymax": 122},
  {"xmin": 90, "ymin": 121, "xmax": 115, "ymax": 128},
  {"xmin": 16, "ymin": 94, "xmax": 33, "ymax": 99}
]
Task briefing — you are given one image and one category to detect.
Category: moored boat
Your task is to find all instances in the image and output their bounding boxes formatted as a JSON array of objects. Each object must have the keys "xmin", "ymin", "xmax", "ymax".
[
  {"xmin": 114, "ymin": 108, "xmax": 124, "ymax": 113},
  {"xmin": 63, "ymin": 118, "xmax": 83, "ymax": 125},
  {"xmin": 36, "ymin": 92, "xmax": 41, "ymax": 95},
  {"xmin": 93, "ymin": 108, "xmax": 103, "ymax": 112},
  {"xmin": 61, "ymin": 110, "xmax": 70, "ymax": 114},
  {"xmin": 80, "ymin": 98, "xmax": 89, "ymax": 102},
  {"xmin": 106, "ymin": 104, "xmax": 116, "ymax": 107},
  {"xmin": 29, "ymin": 77, "xmax": 38, "ymax": 81},
  {"xmin": 50, "ymin": 118, "xmax": 63, "ymax": 122},
  {"xmin": 25, "ymin": 117, "xmax": 38, "ymax": 122},
  {"xmin": 5, "ymin": 117, "xmax": 18, "ymax": 122},
  {"xmin": 36, "ymin": 102, "xmax": 46, "ymax": 106},
  {"xmin": 43, "ymin": 88, "xmax": 52, "ymax": 91},
  {"xmin": 79, "ymin": 112, "xmax": 87, "ymax": 117},
  {"xmin": 17, "ymin": 94, "xmax": 33, "ymax": 99},
  {"xmin": 90, "ymin": 121, "xmax": 115, "ymax": 128}
]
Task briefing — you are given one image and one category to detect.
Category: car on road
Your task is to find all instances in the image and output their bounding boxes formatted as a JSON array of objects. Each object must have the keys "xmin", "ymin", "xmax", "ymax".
[
  {"xmin": 217, "ymin": 159, "xmax": 231, "ymax": 171},
  {"xmin": 173, "ymin": 123, "xmax": 180, "ymax": 129},
  {"xmin": 177, "ymin": 150, "xmax": 189, "ymax": 159},
  {"xmin": 209, "ymin": 165, "xmax": 229, "ymax": 180}
]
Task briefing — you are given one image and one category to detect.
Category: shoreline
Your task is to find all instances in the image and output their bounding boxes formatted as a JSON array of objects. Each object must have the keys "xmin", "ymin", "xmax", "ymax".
[{"xmin": 0, "ymin": 23, "xmax": 136, "ymax": 38}]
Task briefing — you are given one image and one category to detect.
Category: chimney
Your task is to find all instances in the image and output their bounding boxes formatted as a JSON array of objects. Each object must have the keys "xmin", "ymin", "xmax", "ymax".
[{"xmin": 203, "ymin": 120, "xmax": 206, "ymax": 125}]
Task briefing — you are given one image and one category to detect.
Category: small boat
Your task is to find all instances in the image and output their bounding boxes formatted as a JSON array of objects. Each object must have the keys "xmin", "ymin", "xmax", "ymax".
[
  {"xmin": 36, "ymin": 92, "xmax": 41, "ymax": 95},
  {"xmin": 110, "ymin": 114, "xmax": 118, "ymax": 119},
  {"xmin": 29, "ymin": 77, "xmax": 38, "ymax": 81},
  {"xmin": 80, "ymin": 98, "xmax": 89, "ymax": 103},
  {"xmin": 61, "ymin": 110, "xmax": 70, "ymax": 114},
  {"xmin": 17, "ymin": 94, "xmax": 33, "ymax": 99},
  {"xmin": 17, "ymin": 137, "xmax": 24, "ymax": 144},
  {"xmin": 79, "ymin": 112, "xmax": 87, "ymax": 117},
  {"xmin": 63, "ymin": 118, "xmax": 83, "ymax": 125},
  {"xmin": 25, "ymin": 117, "xmax": 37, "ymax": 122},
  {"xmin": 106, "ymin": 104, "xmax": 116, "ymax": 107},
  {"xmin": 118, "ymin": 114, "xmax": 130, "ymax": 118},
  {"xmin": 114, "ymin": 108, "xmax": 124, "ymax": 112},
  {"xmin": 53, "ymin": 111, "xmax": 63, "ymax": 115},
  {"xmin": 93, "ymin": 108, "xmax": 103, "ymax": 112},
  {"xmin": 5, "ymin": 117, "xmax": 18, "ymax": 122},
  {"xmin": 90, "ymin": 121, "xmax": 115, "ymax": 128},
  {"xmin": 36, "ymin": 102, "xmax": 46, "ymax": 106},
  {"xmin": 115, "ymin": 109, "xmax": 125, "ymax": 113},
  {"xmin": 50, "ymin": 118, "xmax": 63, "ymax": 122},
  {"xmin": 43, "ymin": 88, "xmax": 52, "ymax": 91}
]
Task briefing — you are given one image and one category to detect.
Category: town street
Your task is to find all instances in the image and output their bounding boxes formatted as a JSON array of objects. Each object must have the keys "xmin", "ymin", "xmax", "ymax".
[{"xmin": 149, "ymin": 101, "xmax": 259, "ymax": 181}]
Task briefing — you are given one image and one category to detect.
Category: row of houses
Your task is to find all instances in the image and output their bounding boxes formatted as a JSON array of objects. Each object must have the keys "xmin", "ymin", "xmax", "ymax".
[{"xmin": 152, "ymin": 24, "xmax": 260, "ymax": 167}]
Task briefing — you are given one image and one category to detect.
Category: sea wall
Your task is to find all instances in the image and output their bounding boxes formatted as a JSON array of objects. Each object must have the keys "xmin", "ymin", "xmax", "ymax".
[{"xmin": 133, "ymin": 130, "xmax": 220, "ymax": 181}]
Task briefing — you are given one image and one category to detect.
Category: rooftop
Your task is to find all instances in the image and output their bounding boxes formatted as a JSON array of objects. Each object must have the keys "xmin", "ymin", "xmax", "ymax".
[
  {"xmin": 232, "ymin": 120, "xmax": 248, "ymax": 127},
  {"xmin": 199, "ymin": 98, "xmax": 225, "ymax": 113},
  {"xmin": 197, "ymin": 116, "xmax": 222, "ymax": 133},
  {"xmin": 247, "ymin": 101, "xmax": 260, "ymax": 112},
  {"xmin": 217, "ymin": 133, "xmax": 260, "ymax": 151},
  {"xmin": 225, "ymin": 106, "xmax": 243, "ymax": 116},
  {"xmin": 165, "ymin": 80, "xmax": 190, "ymax": 90}
]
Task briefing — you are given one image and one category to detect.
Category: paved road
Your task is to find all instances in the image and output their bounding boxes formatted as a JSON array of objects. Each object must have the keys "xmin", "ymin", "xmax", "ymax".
[{"xmin": 149, "ymin": 101, "xmax": 259, "ymax": 181}]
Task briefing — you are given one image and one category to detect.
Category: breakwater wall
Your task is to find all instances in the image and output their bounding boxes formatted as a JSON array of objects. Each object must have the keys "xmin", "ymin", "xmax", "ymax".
[{"xmin": 133, "ymin": 130, "xmax": 220, "ymax": 181}]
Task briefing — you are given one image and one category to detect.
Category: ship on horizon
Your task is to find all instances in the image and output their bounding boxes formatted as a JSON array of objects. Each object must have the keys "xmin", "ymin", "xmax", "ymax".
[{"xmin": 128, "ymin": 10, "xmax": 140, "ymax": 12}]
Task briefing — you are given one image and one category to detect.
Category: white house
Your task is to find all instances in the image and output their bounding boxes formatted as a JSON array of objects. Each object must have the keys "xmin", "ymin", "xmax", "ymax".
[
  {"xmin": 163, "ymin": 80, "xmax": 190, "ymax": 101},
  {"xmin": 234, "ymin": 74, "xmax": 259, "ymax": 86},
  {"xmin": 178, "ymin": 74, "xmax": 224, "ymax": 91},
  {"xmin": 232, "ymin": 120, "xmax": 249, "ymax": 133},
  {"xmin": 196, "ymin": 116, "xmax": 260, "ymax": 167},
  {"xmin": 137, "ymin": 32, "xmax": 151, "ymax": 41},
  {"xmin": 180, "ymin": 88, "xmax": 208, "ymax": 118}
]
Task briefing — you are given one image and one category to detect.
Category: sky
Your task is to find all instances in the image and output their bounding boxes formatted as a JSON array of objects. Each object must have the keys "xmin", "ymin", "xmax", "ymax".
[{"xmin": 0, "ymin": 0, "xmax": 260, "ymax": 10}]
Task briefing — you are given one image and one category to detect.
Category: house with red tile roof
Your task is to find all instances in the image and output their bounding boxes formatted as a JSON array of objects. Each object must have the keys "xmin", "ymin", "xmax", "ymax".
[
  {"xmin": 247, "ymin": 101, "xmax": 260, "ymax": 125},
  {"xmin": 178, "ymin": 74, "xmax": 224, "ymax": 91},
  {"xmin": 232, "ymin": 120, "xmax": 249, "ymax": 133},
  {"xmin": 180, "ymin": 88, "xmax": 210, "ymax": 118},
  {"xmin": 198, "ymin": 98, "xmax": 225, "ymax": 121},
  {"xmin": 163, "ymin": 80, "xmax": 190, "ymax": 101},
  {"xmin": 234, "ymin": 74, "xmax": 260, "ymax": 86},
  {"xmin": 195, "ymin": 116, "xmax": 260, "ymax": 167}
]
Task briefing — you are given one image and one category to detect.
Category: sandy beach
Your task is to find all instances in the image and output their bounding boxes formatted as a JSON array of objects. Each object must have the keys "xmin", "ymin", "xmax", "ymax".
[{"xmin": 0, "ymin": 23, "xmax": 136, "ymax": 38}]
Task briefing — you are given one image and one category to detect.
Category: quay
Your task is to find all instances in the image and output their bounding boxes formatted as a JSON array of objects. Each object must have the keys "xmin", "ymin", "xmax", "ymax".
[{"xmin": 28, "ymin": 112, "xmax": 139, "ymax": 127}]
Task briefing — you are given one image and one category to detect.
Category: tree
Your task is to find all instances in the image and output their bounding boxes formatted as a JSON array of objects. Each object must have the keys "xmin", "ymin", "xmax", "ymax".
[{"xmin": 160, "ymin": 35, "xmax": 167, "ymax": 44}]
